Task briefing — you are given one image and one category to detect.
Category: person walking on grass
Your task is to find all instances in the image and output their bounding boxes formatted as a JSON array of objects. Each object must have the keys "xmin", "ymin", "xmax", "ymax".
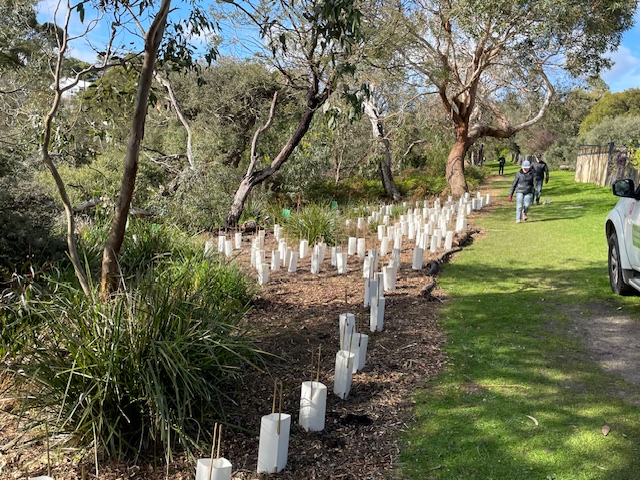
[
  {"xmin": 508, "ymin": 160, "xmax": 535, "ymax": 223},
  {"xmin": 531, "ymin": 153, "xmax": 549, "ymax": 205},
  {"xmin": 498, "ymin": 155, "xmax": 506, "ymax": 175}
]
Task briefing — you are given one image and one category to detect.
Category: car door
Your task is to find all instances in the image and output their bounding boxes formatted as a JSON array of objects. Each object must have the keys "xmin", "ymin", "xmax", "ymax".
[{"xmin": 622, "ymin": 198, "xmax": 640, "ymax": 270}]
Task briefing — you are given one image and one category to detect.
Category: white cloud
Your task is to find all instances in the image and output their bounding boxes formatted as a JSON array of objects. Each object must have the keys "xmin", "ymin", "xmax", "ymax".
[{"xmin": 603, "ymin": 45, "xmax": 640, "ymax": 93}]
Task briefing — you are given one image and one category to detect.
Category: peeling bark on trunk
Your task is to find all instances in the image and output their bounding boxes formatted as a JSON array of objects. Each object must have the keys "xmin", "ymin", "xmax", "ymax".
[
  {"xmin": 446, "ymin": 137, "xmax": 469, "ymax": 197},
  {"xmin": 100, "ymin": 0, "xmax": 171, "ymax": 297},
  {"xmin": 363, "ymin": 99, "xmax": 401, "ymax": 201}
]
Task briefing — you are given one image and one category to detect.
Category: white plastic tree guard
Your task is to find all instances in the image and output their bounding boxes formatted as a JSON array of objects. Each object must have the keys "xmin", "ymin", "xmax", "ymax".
[
  {"xmin": 336, "ymin": 252, "xmax": 348, "ymax": 274},
  {"xmin": 273, "ymin": 224, "xmax": 281, "ymax": 240},
  {"xmin": 310, "ymin": 252, "xmax": 320, "ymax": 274},
  {"xmin": 299, "ymin": 239, "xmax": 309, "ymax": 259},
  {"xmin": 362, "ymin": 257, "xmax": 371, "ymax": 279},
  {"xmin": 196, "ymin": 458, "xmax": 232, "ymax": 480},
  {"xmin": 356, "ymin": 238, "xmax": 366, "ymax": 259},
  {"xmin": 380, "ymin": 237, "xmax": 389, "ymax": 256},
  {"xmin": 27, "ymin": 477, "xmax": 54, "ymax": 480},
  {"xmin": 339, "ymin": 313, "xmax": 355, "ymax": 350},
  {"xmin": 357, "ymin": 217, "xmax": 365, "ymax": 229},
  {"xmin": 223, "ymin": 240, "xmax": 232, "ymax": 257},
  {"xmin": 299, "ymin": 346, "xmax": 326, "ymax": 432},
  {"xmin": 283, "ymin": 247, "xmax": 292, "ymax": 268},
  {"xmin": 412, "ymin": 247, "xmax": 423, "ymax": 270},
  {"xmin": 333, "ymin": 350, "xmax": 355, "ymax": 399},
  {"xmin": 299, "ymin": 381, "xmax": 327, "ymax": 432},
  {"xmin": 316, "ymin": 243, "xmax": 326, "ymax": 264},
  {"xmin": 330, "ymin": 246, "xmax": 338, "ymax": 266},
  {"xmin": 196, "ymin": 424, "xmax": 232, "ymax": 480},
  {"xmin": 271, "ymin": 251, "xmax": 281, "ymax": 271},
  {"xmin": 370, "ymin": 297, "xmax": 385, "ymax": 332},
  {"xmin": 444, "ymin": 231, "xmax": 454, "ymax": 250},
  {"xmin": 234, "ymin": 232, "xmax": 242, "ymax": 250},
  {"xmin": 288, "ymin": 252, "xmax": 298, "ymax": 273},
  {"xmin": 258, "ymin": 264, "xmax": 270, "ymax": 285},
  {"xmin": 383, "ymin": 264, "xmax": 397, "ymax": 291},
  {"xmin": 347, "ymin": 237, "xmax": 357, "ymax": 255},
  {"xmin": 377, "ymin": 224, "xmax": 385, "ymax": 240},
  {"xmin": 257, "ymin": 382, "xmax": 291, "ymax": 474},
  {"xmin": 350, "ymin": 332, "xmax": 368, "ymax": 372},
  {"xmin": 217, "ymin": 235, "xmax": 226, "ymax": 253}
]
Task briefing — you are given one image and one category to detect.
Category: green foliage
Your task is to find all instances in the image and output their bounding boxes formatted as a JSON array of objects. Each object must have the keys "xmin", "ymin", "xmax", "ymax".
[
  {"xmin": 78, "ymin": 217, "xmax": 196, "ymax": 278},
  {"xmin": 580, "ymin": 89, "xmax": 640, "ymax": 134},
  {"xmin": 580, "ymin": 114, "xmax": 640, "ymax": 147},
  {"xmin": 282, "ymin": 203, "xmax": 344, "ymax": 246},
  {"xmin": 40, "ymin": 146, "xmax": 166, "ymax": 209},
  {"xmin": 0, "ymin": 175, "xmax": 66, "ymax": 281},
  {"xmin": 3, "ymin": 252, "xmax": 260, "ymax": 461},
  {"xmin": 147, "ymin": 164, "xmax": 239, "ymax": 231}
]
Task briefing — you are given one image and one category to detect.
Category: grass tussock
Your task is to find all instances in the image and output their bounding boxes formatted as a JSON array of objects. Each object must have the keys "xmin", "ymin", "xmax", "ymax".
[{"xmin": 2, "ymin": 227, "xmax": 263, "ymax": 463}]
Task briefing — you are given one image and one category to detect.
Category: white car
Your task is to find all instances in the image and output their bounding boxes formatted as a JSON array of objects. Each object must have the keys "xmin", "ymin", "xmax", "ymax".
[{"xmin": 605, "ymin": 178, "xmax": 640, "ymax": 295}]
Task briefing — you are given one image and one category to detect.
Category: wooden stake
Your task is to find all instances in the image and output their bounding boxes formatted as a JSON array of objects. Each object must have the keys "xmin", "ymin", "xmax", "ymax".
[{"xmin": 207, "ymin": 423, "xmax": 218, "ymax": 480}]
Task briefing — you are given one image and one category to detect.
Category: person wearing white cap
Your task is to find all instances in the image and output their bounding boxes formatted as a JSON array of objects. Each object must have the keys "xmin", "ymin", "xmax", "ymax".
[{"xmin": 507, "ymin": 159, "xmax": 535, "ymax": 223}]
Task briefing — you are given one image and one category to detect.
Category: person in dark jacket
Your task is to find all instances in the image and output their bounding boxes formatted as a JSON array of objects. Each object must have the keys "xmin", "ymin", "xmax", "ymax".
[
  {"xmin": 508, "ymin": 160, "xmax": 535, "ymax": 223},
  {"xmin": 531, "ymin": 153, "xmax": 549, "ymax": 204},
  {"xmin": 498, "ymin": 155, "xmax": 506, "ymax": 175}
]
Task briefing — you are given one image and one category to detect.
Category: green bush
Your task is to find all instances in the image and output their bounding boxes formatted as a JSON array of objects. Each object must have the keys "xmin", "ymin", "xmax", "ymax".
[
  {"xmin": 282, "ymin": 203, "xmax": 344, "ymax": 246},
  {"xmin": 4, "ymin": 256, "xmax": 261, "ymax": 462}
]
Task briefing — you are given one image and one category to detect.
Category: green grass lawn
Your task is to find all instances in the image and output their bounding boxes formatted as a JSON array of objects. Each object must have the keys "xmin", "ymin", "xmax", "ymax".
[{"xmin": 398, "ymin": 163, "xmax": 640, "ymax": 479}]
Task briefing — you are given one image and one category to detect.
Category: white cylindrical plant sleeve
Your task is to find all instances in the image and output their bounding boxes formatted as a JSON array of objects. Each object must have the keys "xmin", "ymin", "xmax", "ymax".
[
  {"xmin": 380, "ymin": 237, "xmax": 389, "ymax": 257},
  {"xmin": 444, "ymin": 231, "xmax": 454, "ymax": 250},
  {"xmin": 339, "ymin": 313, "xmax": 355, "ymax": 350},
  {"xmin": 336, "ymin": 252, "xmax": 347, "ymax": 274},
  {"xmin": 362, "ymin": 256, "xmax": 371, "ymax": 279},
  {"xmin": 299, "ymin": 381, "xmax": 327, "ymax": 432},
  {"xmin": 217, "ymin": 235, "xmax": 226, "ymax": 253},
  {"xmin": 350, "ymin": 333, "xmax": 368, "ymax": 372},
  {"xmin": 348, "ymin": 237, "xmax": 357, "ymax": 255},
  {"xmin": 271, "ymin": 250, "xmax": 281, "ymax": 271},
  {"xmin": 299, "ymin": 239, "xmax": 309, "ymax": 259},
  {"xmin": 257, "ymin": 413, "xmax": 291, "ymax": 474},
  {"xmin": 258, "ymin": 264, "xmax": 270, "ymax": 286},
  {"xmin": 288, "ymin": 252, "xmax": 298, "ymax": 273},
  {"xmin": 196, "ymin": 458, "xmax": 232, "ymax": 480},
  {"xmin": 310, "ymin": 252, "xmax": 320, "ymax": 274},
  {"xmin": 333, "ymin": 351, "xmax": 356, "ymax": 399},
  {"xmin": 412, "ymin": 247, "xmax": 423, "ymax": 270},
  {"xmin": 370, "ymin": 297, "xmax": 385, "ymax": 332},
  {"xmin": 377, "ymin": 224, "xmax": 385, "ymax": 241},
  {"xmin": 234, "ymin": 232, "xmax": 242, "ymax": 250},
  {"xmin": 356, "ymin": 238, "xmax": 366, "ymax": 259}
]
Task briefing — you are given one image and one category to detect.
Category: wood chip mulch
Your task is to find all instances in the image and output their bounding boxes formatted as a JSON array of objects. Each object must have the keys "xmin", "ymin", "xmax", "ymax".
[{"xmin": 0, "ymin": 206, "xmax": 490, "ymax": 479}]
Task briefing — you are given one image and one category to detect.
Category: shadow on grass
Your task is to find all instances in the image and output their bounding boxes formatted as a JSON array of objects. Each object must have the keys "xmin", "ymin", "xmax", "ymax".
[{"xmin": 399, "ymin": 260, "xmax": 640, "ymax": 479}]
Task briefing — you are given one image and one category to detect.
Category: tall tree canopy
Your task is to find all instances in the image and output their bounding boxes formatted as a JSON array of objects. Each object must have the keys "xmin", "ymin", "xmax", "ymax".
[{"xmin": 392, "ymin": 0, "xmax": 637, "ymax": 195}]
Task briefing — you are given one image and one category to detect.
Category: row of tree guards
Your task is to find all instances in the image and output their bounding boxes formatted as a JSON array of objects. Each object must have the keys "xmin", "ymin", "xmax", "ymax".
[{"xmin": 194, "ymin": 192, "xmax": 490, "ymax": 478}]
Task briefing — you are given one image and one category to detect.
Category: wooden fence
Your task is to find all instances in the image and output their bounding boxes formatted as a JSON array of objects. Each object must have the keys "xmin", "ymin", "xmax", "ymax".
[{"xmin": 575, "ymin": 143, "xmax": 639, "ymax": 187}]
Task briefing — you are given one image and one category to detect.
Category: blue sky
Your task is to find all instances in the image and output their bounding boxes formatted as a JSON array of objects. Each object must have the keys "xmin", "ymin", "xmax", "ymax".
[
  {"xmin": 602, "ymin": 8, "xmax": 640, "ymax": 92},
  {"xmin": 37, "ymin": 1, "xmax": 640, "ymax": 93}
]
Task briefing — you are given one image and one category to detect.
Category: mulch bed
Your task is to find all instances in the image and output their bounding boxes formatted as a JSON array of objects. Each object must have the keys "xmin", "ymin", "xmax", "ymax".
[{"xmin": 0, "ymin": 202, "xmax": 491, "ymax": 479}]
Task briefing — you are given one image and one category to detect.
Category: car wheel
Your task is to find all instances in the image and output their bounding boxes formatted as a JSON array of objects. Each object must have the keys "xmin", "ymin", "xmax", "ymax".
[{"xmin": 608, "ymin": 231, "xmax": 634, "ymax": 295}]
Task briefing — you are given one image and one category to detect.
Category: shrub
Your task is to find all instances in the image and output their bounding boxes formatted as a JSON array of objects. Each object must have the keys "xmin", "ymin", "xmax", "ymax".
[
  {"xmin": 282, "ymin": 203, "xmax": 344, "ymax": 246},
  {"xmin": 3, "ymin": 257, "xmax": 262, "ymax": 462}
]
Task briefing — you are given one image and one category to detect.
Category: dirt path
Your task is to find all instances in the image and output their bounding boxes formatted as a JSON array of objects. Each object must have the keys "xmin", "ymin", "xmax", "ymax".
[{"xmin": 568, "ymin": 302, "xmax": 640, "ymax": 393}]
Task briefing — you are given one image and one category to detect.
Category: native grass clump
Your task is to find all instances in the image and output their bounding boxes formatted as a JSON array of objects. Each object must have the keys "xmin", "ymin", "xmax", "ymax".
[
  {"xmin": 1, "ymin": 221, "xmax": 264, "ymax": 462},
  {"xmin": 281, "ymin": 203, "xmax": 345, "ymax": 246}
]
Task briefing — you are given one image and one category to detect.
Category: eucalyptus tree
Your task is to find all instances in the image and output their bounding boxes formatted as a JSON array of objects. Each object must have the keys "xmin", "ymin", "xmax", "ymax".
[
  {"xmin": 218, "ymin": 0, "xmax": 364, "ymax": 226},
  {"xmin": 391, "ymin": 0, "xmax": 637, "ymax": 196},
  {"xmin": 37, "ymin": 0, "xmax": 216, "ymax": 296}
]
